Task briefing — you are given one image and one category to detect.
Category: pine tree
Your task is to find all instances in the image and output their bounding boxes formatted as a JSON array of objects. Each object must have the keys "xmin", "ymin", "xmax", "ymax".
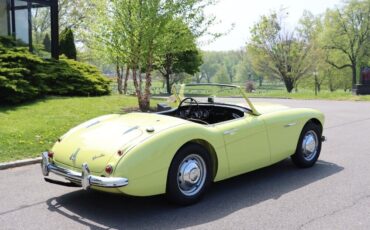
[
  {"xmin": 43, "ymin": 34, "xmax": 51, "ymax": 52},
  {"xmin": 59, "ymin": 28, "xmax": 77, "ymax": 60}
]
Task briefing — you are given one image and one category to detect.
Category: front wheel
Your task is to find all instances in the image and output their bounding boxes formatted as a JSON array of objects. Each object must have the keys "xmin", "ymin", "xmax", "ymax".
[
  {"xmin": 166, "ymin": 143, "xmax": 212, "ymax": 205},
  {"xmin": 291, "ymin": 122, "xmax": 322, "ymax": 168}
]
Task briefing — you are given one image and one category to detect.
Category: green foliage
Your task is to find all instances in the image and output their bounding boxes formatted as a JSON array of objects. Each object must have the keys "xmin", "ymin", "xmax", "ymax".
[
  {"xmin": 59, "ymin": 28, "xmax": 77, "ymax": 60},
  {"xmin": 0, "ymin": 37, "xmax": 110, "ymax": 104},
  {"xmin": 89, "ymin": 0, "xmax": 218, "ymax": 111},
  {"xmin": 35, "ymin": 57, "xmax": 111, "ymax": 96},
  {"xmin": 213, "ymin": 65, "xmax": 231, "ymax": 84},
  {"xmin": 248, "ymin": 10, "xmax": 316, "ymax": 93},
  {"xmin": 172, "ymin": 50, "xmax": 203, "ymax": 75},
  {"xmin": 200, "ymin": 51, "xmax": 244, "ymax": 83},
  {"xmin": 43, "ymin": 34, "xmax": 51, "ymax": 52},
  {"xmin": 0, "ymin": 44, "xmax": 45, "ymax": 104},
  {"xmin": 322, "ymin": 0, "xmax": 370, "ymax": 87}
]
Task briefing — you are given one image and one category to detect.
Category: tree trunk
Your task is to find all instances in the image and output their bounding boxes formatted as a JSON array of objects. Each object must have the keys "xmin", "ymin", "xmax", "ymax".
[
  {"xmin": 123, "ymin": 66, "xmax": 130, "ymax": 94},
  {"xmin": 259, "ymin": 76, "xmax": 263, "ymax": 87},
  {"xmin": 165, "ymin": 73, "xmax": 171, "ymax": 95},
  {"xmin": 140, "ymin": 67, "xmax": 152, "ymax": 112},
  {"xmin": 283, "ymin": 77, "xmax": 294, "ymax": 93},
  {"xmin": 132, "ymin": 67, "xmax": 141, "ymax": 97},
  {"xmin": 351, "ymin": 64, "xmax": 357, "ymax": 88},
  {"xmin": 116, "ymin": 63, "xmax": 123, "ymax": 94},
  {"xmin": 138, "ymin": 98, "xmax": 150, "ymax": 112},
  {"xmin": 204, "ymin": 73, "xmax": 210, "ymax": 83},
  {"xmin": 140, "ymin": 46, "xmax": 154, "ymax": 112}
]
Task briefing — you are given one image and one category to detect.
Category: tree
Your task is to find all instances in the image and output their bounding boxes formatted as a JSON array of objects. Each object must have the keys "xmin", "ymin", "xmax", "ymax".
[
  {"xmin": 160, "ymin": 49, "xmax": 203, "ymax": 94},
  {"xmin": 214, "ymin": 65, "xmax": 231, "ymax": 84},
  {"xmin": 156, "ymin": 19, "xmax": 201, "ymax": 94},
  {"xmin": 247, "ymin": 11, "xmax": 316, "ymax": 93},
  {"xmin": 90, "ymin": 0, "xmax": 217, "ymax": 111},
  {"xmin": 59, "ymin": 28, "xmax": 77, "ymax": 60},
  {"xmin": 322, "ymin": 0, "xmax": 370, "ymax": 88},
  {"xmin": 235, "ymin": 50, "xmax": 259, "ymax": 84},
  {"xmin": 200, "ymin": 51, "xmax": 243, "ymax": 83},
  {"xmin": 43, "ymin": 34, "xmax": 51, "ymax": 52}
]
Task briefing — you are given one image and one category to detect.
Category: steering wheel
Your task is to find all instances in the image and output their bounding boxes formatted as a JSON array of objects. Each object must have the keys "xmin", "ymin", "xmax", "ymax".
[{"xmin": 178, "ymin": 97, "xmax": 199, "ymax": 118}]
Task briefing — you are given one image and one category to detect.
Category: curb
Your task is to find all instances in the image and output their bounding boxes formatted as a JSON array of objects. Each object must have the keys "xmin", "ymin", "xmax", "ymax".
[{"xmin": 0, "ymin": 157, "xmax": 41, "ymax": 170}]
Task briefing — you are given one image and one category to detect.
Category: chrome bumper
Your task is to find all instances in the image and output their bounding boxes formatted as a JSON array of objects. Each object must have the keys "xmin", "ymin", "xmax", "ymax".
[{"xmin": 41, "ymin": 152, "xmax": 128, "ymax": 190}]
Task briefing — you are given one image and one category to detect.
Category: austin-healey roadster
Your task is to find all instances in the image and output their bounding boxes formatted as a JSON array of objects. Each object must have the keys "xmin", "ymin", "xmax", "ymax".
[{"xmin": 41, "ymin": 84, "xmax": 325, "ymax": 205}]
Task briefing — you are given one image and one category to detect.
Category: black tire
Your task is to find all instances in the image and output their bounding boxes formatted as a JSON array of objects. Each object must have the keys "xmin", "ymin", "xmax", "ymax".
[
  {"xmin": 291, "ymin": 121, "xmax": 322, "ymax": 168},
  {"xmin": 166, "ymin": 143, "xmax": 212, "ymax": 205}
]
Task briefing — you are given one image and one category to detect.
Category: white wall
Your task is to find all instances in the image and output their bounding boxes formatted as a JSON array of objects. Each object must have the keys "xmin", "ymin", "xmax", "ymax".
[{"xmin": 0, "ymin": 0, "xmax": 8, "ymax": 36}]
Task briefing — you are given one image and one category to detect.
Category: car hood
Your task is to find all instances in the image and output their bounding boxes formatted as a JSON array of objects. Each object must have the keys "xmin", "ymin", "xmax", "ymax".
[{"xmin": 52, "ymin": 113, "xmax": 186, "ymax": 173}]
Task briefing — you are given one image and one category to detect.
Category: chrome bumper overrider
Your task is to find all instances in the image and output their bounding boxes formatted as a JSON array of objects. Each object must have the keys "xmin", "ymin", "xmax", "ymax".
[{"xmin": 41, "ymin": 152, "xmax": 128, "ymax": 190}]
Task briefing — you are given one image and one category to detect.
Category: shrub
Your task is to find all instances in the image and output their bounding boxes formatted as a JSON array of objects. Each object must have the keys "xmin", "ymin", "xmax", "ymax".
[
  {"xmin": 0, "ymin": 44, "xmax": 45, "ymax": 103},
  {"xmin": 43, "ymin": 34, "xmax": 51, "ymax": 52},
  {"xmin": 36, "ymin": 57, "xmax": 110, "ymax": 96},
  {"xmin": 0, "ymin": 36, "xmax": 110, "ymax": 104},
  {"xmin": 59, "ymin": 28, "xmax": 77, "ymax": 60},
  {"xmin": 245, "ymin": 81, "xmax": 255, "ymax": 93}
]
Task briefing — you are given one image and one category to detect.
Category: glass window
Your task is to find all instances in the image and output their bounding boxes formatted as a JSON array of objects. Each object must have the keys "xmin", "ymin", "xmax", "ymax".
[
  {"xmin": 14, "ymin": 0, "xmax": 29, "ymax": 44},
  {"xmin": 31, "ymin": 4, "xmax": 51, "ymax": 58}
]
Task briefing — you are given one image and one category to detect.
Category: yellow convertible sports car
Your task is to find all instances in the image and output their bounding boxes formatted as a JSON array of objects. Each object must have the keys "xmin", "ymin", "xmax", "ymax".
[{"xmin": 41, "ymin": 84, "xmax": 325, "ymax": 205}]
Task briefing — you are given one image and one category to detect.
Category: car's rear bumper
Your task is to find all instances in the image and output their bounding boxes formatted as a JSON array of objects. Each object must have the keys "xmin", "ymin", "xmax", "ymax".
[{"xmin": 41, "ymin": 152, "xmax": 128, "ymax": 189}]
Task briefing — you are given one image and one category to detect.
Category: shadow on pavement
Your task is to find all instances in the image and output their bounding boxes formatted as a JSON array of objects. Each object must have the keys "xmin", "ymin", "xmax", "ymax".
[{"xmin": 46, "ymin": 159, "xmax": 343, "ymax": 229}]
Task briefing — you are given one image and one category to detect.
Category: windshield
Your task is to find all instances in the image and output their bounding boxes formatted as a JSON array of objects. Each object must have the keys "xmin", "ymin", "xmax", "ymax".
[{"xmin": 172, "ymin": 83, "xmax": 260, "ymax": 115}]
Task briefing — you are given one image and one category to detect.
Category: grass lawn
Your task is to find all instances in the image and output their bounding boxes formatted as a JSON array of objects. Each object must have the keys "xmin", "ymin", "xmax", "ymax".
[{"xmin": 0, "ymin": 95, "xmax": 161, "ymax": 163}]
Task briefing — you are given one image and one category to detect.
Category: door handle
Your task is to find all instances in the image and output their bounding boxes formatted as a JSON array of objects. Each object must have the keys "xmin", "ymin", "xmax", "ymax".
[
  {"xmin": 284, "ymin": 122, "xmax": 297, "ymax": 128},
  {"xmin": 224, "ymin": 128, "xmax": 238, "ymax": 135}
]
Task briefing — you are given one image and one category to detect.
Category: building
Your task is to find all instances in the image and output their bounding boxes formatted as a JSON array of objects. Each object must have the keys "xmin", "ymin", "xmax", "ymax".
[{"xmin": 0, "ymin": 0, "xmax": 58, "ymax": 59}]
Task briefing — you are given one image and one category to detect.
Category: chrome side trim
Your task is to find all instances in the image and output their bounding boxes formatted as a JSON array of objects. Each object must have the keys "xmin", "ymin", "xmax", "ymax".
[
  {"xmin": 223, "ymin": 128, "xmax": 238, "ymax": 135},
  {"xmin": 41, "ymin": 152, "xmax": 128, "ymax": 189},
  {"xmin": 284, "ymin": 122, "xmax": 297, "ymax": 128}
]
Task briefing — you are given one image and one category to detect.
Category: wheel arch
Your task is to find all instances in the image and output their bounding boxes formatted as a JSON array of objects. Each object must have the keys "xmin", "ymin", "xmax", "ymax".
[
  {"xmin": 180, "ymin": 139, "xmax": 219, "ymax": 181},
  {"xmin": 307, "ymin": 118, "xmax": 323, "ymax": 134}
]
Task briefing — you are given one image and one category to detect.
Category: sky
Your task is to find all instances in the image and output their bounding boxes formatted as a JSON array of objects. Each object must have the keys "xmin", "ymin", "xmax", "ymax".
[{"xmin": 201, "ymin": 0, "xmax": 344, "ymax": 51}]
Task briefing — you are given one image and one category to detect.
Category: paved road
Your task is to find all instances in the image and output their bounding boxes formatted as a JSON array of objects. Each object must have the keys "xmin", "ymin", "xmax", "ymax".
[{"xmin": 1, "ymin": 98, "xmax": 370, "ymax": 230}]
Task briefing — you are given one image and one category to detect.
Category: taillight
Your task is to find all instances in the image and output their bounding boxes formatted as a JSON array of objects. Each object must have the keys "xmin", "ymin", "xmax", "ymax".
[
  {"xmin": 105, "ymin": 165, "xmax": 113, "ymax": 175},
  {"xmin": 48, "ymin": 151, "xmax": 54, "ymax": 159}
]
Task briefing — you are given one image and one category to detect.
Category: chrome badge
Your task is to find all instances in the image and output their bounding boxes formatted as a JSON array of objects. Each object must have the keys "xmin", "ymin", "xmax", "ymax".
[
  {"xmin": 92, "ymin": 153, "xmax": 105, "ymax": 160},
  {"xmin": 69, "ymin": 148, "xmax": 80, "ymax": 162}
]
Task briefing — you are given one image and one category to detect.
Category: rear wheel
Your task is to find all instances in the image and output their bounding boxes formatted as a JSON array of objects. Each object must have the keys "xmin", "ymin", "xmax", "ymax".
[
  {"xmin": 291, "ymin": 122, "xmax": 322, "ymax": 168},
  {"xmin": 166, "ymin": 143, "xmax": 212, "ymax": 205}
]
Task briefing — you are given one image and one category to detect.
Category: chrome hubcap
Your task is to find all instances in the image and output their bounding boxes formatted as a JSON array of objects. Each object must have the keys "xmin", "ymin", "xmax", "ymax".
[
  {"xmin": 302, "ymin": 130, "xmax": 319, "ymax": 161},
  {"xmin": 177, "ymin": 154, "xmax": 206, "ymax": 196}
]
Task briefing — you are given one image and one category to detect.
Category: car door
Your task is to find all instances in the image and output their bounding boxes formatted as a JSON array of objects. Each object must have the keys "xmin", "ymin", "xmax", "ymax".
[
  {"xmin": 215, "ymin": 114, "xmax": 271, "ymax": 177},
  {"xmin": 261, "ymin": 112, "xmax": 303, "ymax": 163}
]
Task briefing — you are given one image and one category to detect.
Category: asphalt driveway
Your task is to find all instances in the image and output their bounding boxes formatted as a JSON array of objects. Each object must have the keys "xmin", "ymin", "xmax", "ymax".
[{"xmin": 1, "ymin": 98, "xmax": 370, "ymax": 230}]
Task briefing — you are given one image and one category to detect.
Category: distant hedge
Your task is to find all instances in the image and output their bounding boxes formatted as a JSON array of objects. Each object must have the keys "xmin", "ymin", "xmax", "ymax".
[{"xmin": 0, "ymin": 36, "xmax": 110, "ymax": 104}]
